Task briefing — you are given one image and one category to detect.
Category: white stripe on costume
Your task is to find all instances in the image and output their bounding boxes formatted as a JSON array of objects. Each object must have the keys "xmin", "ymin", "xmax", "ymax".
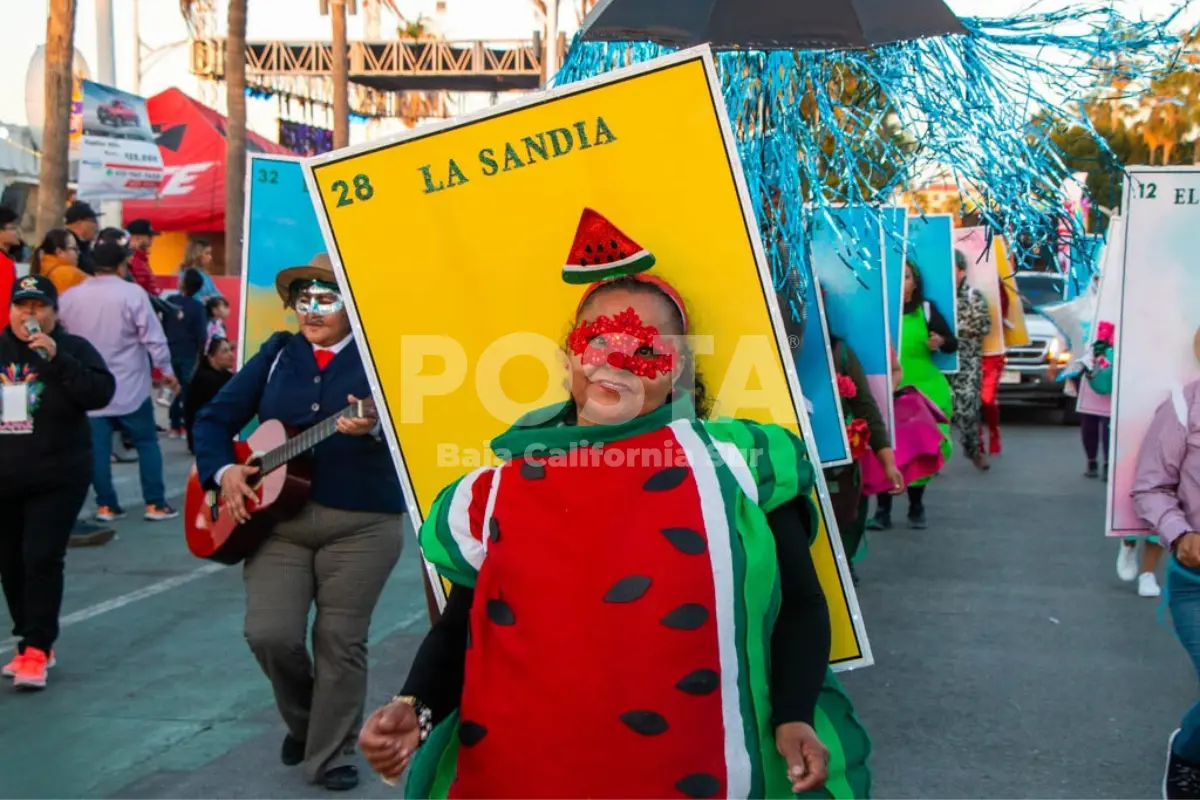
[
  {"xmin": 709, "ymin": 437, "xmax": 758, "ymax": 505},
  {"xmin": 446, "ymin": 466, "xmax": 493, "ymax": 571},
  {"xmin": 481, "ymin": 462, "xmax": 504, "ymax": 559},
  {"xmin": 668, "ymin": 419, "xmax": 752, "ymax": 799}
]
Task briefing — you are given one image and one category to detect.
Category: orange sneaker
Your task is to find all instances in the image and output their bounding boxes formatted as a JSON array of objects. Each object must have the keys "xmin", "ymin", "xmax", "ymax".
[
  {"xmin": 1, "ymin": 649, "xmax": 54, "ymax": 678},
  {"xmin": 13, "ymin": 647, "xmax": 49, "ymax": 690}
]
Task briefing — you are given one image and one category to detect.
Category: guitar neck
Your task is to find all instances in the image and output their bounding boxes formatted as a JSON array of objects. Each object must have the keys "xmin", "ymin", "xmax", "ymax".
[{"xmin": 257, "ymin": 402, "xmax": 364, "ymax": 474}]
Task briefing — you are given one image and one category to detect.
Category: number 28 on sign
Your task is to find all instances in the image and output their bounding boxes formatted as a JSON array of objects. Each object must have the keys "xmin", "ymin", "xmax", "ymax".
[{"xmin": 326, "ymin": 173, "xmax": 375, "ymax": 208}]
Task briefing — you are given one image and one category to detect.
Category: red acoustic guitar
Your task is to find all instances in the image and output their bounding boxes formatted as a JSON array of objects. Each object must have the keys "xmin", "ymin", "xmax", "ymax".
[{"xmin": 184, "ymin": 399, "xmax": 375, "ymax": 564}]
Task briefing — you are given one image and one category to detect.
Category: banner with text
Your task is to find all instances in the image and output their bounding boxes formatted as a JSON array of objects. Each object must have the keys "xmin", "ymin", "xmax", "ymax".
[{"xmin": 76, "ymin": 80, "xmax": 164, "ymax": 201}]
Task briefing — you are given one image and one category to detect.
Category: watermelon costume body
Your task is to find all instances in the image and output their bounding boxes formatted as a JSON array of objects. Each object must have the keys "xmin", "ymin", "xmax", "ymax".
[{"xmin": 407, "ymin": 396, "xmax": 871, "ymax": 799}]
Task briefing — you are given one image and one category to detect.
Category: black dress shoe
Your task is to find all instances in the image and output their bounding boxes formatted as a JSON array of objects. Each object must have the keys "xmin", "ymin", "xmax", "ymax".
[
  {"xmin": 322, "ymin": 765, "xmax": 359, "ymax": 791},
  {"xmin": 281, "ymin": 734, "xmax": 305, "ymax": 767}
]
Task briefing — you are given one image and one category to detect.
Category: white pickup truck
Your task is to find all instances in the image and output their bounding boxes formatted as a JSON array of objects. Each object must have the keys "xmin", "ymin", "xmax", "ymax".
[{"xmin": 996, "ymin": 271, "xmax": 1078, "ymax": 423}]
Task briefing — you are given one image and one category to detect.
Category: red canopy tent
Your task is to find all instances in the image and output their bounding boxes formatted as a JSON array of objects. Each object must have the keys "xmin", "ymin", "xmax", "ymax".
[{"xmin": 122, "ymin": 88, "xmax": 290, "ymax": 232}]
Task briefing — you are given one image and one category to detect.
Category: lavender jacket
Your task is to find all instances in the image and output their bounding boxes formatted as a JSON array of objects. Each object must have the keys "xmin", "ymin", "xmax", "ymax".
[{"xmin": 1132, "ymin": 379, "xmax": 1200, "ymax": 550}]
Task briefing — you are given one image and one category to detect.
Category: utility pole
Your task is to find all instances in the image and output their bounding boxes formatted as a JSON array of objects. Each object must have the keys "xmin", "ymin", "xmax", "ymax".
[
  {"xmin": 131, "ymin": 0, "xmax": 141, "ymax": 94},
  {"xmin": 94, "ymin": 0, "xmax": 121, "ymax": 226},
  {"xmin": 546, "ymin": 0, "xmax": 559, "ymax": 80}
]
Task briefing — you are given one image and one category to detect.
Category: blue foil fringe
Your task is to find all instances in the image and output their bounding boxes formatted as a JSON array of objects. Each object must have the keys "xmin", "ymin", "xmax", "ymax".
[{"xmin": 553, "ymin": 3, "xmax": 1186, "ymax": 322}]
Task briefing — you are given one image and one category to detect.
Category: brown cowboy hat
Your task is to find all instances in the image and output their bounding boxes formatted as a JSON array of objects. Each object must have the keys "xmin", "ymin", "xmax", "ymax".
[{"xmin": 275, "ymin": 253, "xmax": 337, "ymax": 304}]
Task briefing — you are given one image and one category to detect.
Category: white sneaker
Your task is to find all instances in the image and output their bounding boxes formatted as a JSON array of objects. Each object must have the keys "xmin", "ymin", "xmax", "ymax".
[
  {"xmin": 1139, "ymin": 571, "xmax": 1162, "ymax": 598},
  {"xmin": 1117, "ymin": 542, "xmax": 1139, "ymax": 582}
]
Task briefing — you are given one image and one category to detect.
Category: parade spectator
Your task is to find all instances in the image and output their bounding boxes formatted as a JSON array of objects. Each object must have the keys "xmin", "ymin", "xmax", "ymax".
[
  {"xmin": 193, "ymin": 254, "xmax": 403, "ymax": 791},
  {"xmin": 163, "ymin": 269, "xmax": 207, "ymax": 438},
  {"xmin": 0, "ymin": 208, "xmax": 19, "ymax": 331},
  {"xmin": 63, "ymin": 201, "xmax": 99, "ymax": 276},
  {"xmin": 205, "ymin": 295, "xmax": 230, "ymax": 343},
  {"xmin": 183, "ymin": 336, "xmax": 234, "ymax": 454},
  {"xmin": 870, "ymin": 260, "xmax": 956, "ymax": 529},
  {"xmin": 949, "ymin": 249, "xmax": 993, "ymax": 470},
  {"xmin": 31, "ymin": 230, "xmax": 87, "ymax": 297},
  {"xmin": 1131, "ymin": 377, "xmax": 1200, "ymax": 798},
  {"xmin": 180, "ymin": 239, "xmax": 222, "ymax": 301},
  {"xmin": 58, "ymin": 241, "xmax": 179, "ymax": 523},
  {"xmin": 0, "ymin": 274, "xmax": 115, "ymax": 690},
  {"xmin": 124, "ymin": 219, "xmax": 161, "ymax": 297}
]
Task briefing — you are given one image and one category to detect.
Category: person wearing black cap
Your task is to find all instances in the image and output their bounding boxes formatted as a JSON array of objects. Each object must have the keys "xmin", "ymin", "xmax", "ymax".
[
  {"xmin": 0, "ymin": 273, "xmax": 116, "ymax": 690},
  {"xmin": 0, "ymin": 208, "xmax": 19, "ymax": 331},
  {"xmin": 64, "ymin": 201, "xmax": 100, "ymax": 276},
  {"xmin": 125, "ymin": 218, "xmax": 161, "ymax": 298}
]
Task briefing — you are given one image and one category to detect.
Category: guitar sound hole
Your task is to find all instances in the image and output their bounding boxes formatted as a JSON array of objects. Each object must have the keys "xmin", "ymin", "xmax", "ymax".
[{"xmin": 245, "ymin": 456, "xmax": 265, "ymax": 490}]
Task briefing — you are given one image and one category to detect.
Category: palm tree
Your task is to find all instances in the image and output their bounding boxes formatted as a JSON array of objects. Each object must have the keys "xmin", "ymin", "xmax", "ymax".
[
  {"xmin": 224, "ymin": 0, "xmax": 247, "ymax": 276},
  {"xmin": 330, "ymin": 0, "xmax": 349, "ymax": 149},
  {"xmin": 36, "ymin": 0, "xmax": 78, "ymax": 241}
]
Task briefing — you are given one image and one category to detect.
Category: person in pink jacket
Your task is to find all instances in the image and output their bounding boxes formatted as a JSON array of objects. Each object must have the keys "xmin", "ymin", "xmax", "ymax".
[{"xmin": 1132, "ymin": 377, "xmax": 1200, "ymax": 799}]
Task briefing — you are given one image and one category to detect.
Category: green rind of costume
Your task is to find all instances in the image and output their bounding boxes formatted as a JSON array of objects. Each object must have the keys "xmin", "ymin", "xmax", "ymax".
[
  {"xmin": 900, "ymin": 308, "xmax": 952, "ymax": 487},
  {"xmin": 406, "ymin": 402, "xmax": 872, "ymax": 798}
]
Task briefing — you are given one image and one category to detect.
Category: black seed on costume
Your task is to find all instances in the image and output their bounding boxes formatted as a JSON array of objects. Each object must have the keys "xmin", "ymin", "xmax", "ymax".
[
  {"xmin": 488, "ymin": 517, "xmax": 501, "ymax": 543},
  {"xmin": 603, "ymin": 575, "xmax": 652, "ymax": 603},
  {"xmin": 585, "ymin": 244, "xmax": 593, "ymax": 253},
  {"xmin": 643, "ymin": 466, "xmax": 690, "ymax": 491},
  {"xmin": 520, "ymin": 460, "xmax": 546, "ymax": 480},
  {"xmin": 610, "ymin": 238, "xmax": 618, "ymax": 249},
  {"xmin": 458, "ymin": 721, "xmax": 488, "ymax": 746},
  {"xmin": 606, "ymin": 254, "xmax": 615, "ymax": 262},
  {"xmin": 676, "ymin": 773, "xmax": 721, "ymax": 798},
  {"xmin": 661, "ymin": 527, "xmax": 707, "ymax": 555},
  {"xmin": 660, "ymin": 603, "xmax": 709, "ymax": 630},
  {"xmin": 619, "ymin": 250, "xmax": 627, "ymax": 258},
  {"xmin": 675, "ymin": 668, "xmax": 720, "ymax": 695},
  {"xmin": 486, "ymin": 598, "xmax": 515, "ymax": 626},
  {"xmin": 618, "ymin": 710, "xmax": 669, "ymax": 735},
  {"xmin": 579, "ymin": 257, "xmax": 589, "ymax": 265}
]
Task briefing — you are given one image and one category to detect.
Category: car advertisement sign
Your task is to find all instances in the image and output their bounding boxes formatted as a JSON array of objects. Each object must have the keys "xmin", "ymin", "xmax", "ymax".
[{"xmin": 76, "ymin": 80, "xmax": 164, "ymax": 201}]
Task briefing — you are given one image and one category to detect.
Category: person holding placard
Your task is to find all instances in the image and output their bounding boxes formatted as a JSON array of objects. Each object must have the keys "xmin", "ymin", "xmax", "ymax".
[
  {"xmin": 358, "ymin": 211, "xmax": 870, "ymax": 799},
  {"xmin": 870, "ymin": 261, "xmax": 956, "ymax": 530},
  {"xmin": 1131, "ymin": 374, "xmax": 1200, "ymax": 797},
  {"xmin": 0, "ymin": 275, "xmax": 115, "ymax": 690},
  {"xmin": 949, "ymin": 250, "xmax": 993, "ymax": 470}
]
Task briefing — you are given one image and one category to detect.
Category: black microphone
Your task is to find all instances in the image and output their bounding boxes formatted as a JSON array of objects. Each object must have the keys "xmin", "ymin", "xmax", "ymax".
[{"xmin": 24, "ymin": 318, "xmax": 50, "ymax": 360}]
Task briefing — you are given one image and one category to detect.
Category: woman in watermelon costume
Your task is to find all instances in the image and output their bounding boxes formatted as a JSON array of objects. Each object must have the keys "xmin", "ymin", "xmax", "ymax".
[
  {"xmin": 358, "ymin": 209, "xmax": 871, "ymax": 799},
  {"xmin": 868, "ymin": 261, "xmax": 956, "ymax": 530}
]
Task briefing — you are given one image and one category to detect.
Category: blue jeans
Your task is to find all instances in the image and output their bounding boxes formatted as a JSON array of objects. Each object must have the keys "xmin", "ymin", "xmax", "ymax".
[
  {"xmin": 169, "ymin": 355, "xmax": 196, "ymax": 430},
  {"xmin": 89, "ymin": 398, "xmax": 166, "ymax": 509},
  {"xmin": 1169, "ymin": 557, "xmax": 1200, "ymax": 761}
]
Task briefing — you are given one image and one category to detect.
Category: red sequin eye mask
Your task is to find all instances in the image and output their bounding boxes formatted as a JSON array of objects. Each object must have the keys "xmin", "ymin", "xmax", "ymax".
[{"xmin": 567, "ymin": 307, "xmax": 679, "ymax": 379}]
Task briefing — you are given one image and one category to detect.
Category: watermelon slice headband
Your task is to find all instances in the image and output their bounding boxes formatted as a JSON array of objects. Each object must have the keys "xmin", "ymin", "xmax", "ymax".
[{"xmin": 566, "ymin": 208, "xmax": 688, "ymax": 332}]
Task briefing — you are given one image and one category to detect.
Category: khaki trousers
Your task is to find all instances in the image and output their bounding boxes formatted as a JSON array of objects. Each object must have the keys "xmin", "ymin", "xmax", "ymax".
[{"xmin": 243, "ymin": 501, "xmax": 403, "ymax": 782}]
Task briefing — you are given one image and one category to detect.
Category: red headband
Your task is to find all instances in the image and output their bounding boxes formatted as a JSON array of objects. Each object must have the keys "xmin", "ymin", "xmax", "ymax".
[{"xmin": 575, "ymin": 274, "xmax": 689, "ymax": 332}]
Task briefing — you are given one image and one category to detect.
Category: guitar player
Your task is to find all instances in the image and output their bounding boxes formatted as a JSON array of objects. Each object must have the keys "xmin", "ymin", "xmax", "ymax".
[{"xmin": 192, "ymin": 254, "xmax": 405, "ymax": 792}]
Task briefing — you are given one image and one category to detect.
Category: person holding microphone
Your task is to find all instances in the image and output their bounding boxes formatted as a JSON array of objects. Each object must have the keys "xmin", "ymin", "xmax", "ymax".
[{"xmin": 0, "ymin": 275, "xmax": 115, "ymax": 690}]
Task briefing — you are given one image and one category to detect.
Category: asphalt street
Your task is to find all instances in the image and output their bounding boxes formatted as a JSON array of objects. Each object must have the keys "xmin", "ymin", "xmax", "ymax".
[{"xmin": 0, "ymin": 416, "xmax": 1192, "ymax": 798}]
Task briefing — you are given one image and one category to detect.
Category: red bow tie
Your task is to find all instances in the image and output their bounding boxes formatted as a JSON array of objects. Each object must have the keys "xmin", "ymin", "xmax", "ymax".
[{"xmin": 314, "ymin": 349, "xmax": 335, "ymax": 370}]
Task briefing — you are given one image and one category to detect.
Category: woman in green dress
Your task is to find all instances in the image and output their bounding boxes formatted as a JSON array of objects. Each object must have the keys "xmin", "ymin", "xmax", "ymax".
[{"xmin": 869, "ymin": 261, "xmax": 956, "ymax": 529}]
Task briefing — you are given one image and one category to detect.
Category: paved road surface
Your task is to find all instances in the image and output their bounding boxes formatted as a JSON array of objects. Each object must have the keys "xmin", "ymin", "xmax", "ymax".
[{"xmin": 0, "ymin": 419, "xmax": 1192, "ymax": 798}]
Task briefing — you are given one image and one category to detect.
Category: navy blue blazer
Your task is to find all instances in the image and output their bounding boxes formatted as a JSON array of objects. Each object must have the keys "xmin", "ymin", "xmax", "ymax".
[{"xmin": 193, "ymin": 331, "xmax": 405, "ymax": 515}]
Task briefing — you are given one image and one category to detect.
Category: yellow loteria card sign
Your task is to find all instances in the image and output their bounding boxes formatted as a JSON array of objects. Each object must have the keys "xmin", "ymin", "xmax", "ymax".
[{"xmin": 304, "ymin": 47, "xmax": 870, "ymax": 668}]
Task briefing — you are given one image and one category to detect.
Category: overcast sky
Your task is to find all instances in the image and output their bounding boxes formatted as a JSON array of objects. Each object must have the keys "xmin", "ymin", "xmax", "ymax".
[{"xmin": 1, "ymin": 0, "xmax": 1194, "ymax": 133}]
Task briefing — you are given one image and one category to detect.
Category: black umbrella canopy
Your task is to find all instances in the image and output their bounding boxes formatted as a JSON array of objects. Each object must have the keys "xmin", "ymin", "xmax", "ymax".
[{"xmin": 579, "ymin": 0, "xmax": 967, "ymax": 51}]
